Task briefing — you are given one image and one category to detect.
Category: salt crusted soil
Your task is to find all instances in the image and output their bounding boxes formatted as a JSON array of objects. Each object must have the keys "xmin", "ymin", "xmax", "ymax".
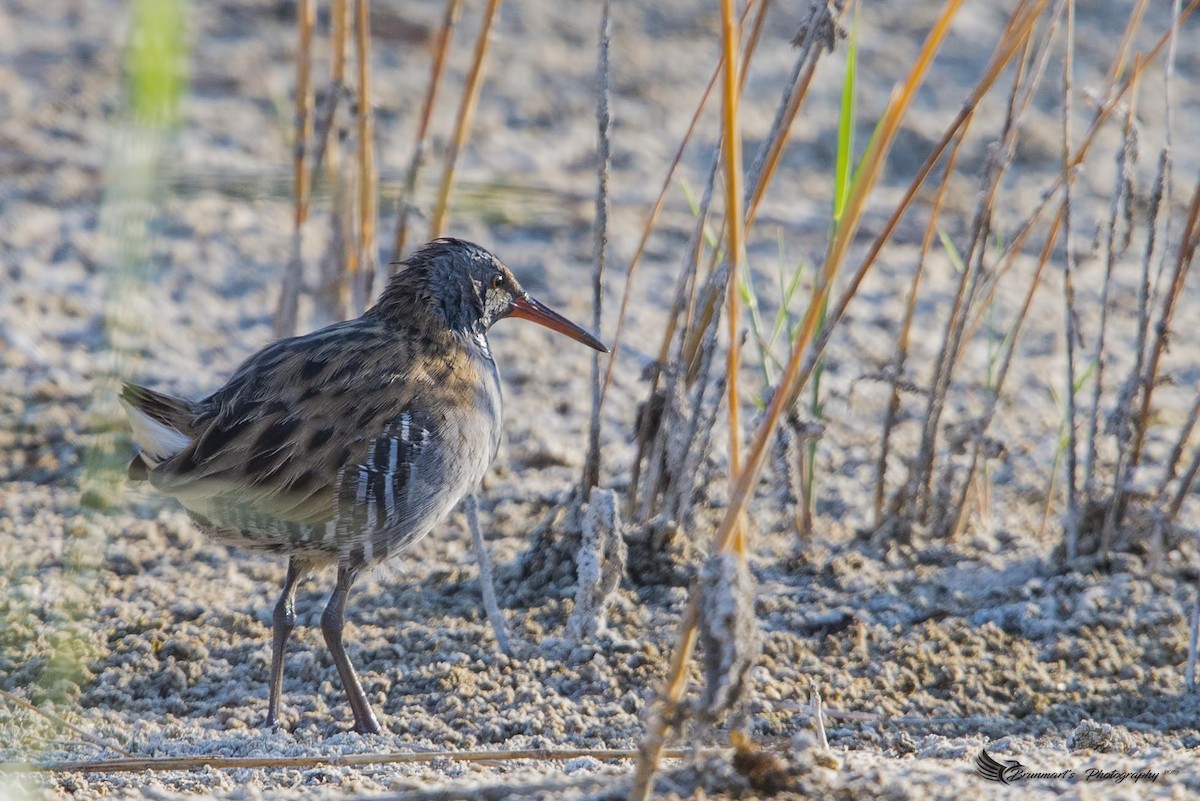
[{"xmin": 2, "ymin": 0, "xmax": 1200, "ymax": 799}]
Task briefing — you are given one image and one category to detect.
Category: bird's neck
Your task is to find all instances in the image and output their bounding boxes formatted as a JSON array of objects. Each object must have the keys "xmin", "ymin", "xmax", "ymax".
[{"xmin": 369, "ymin": 268, "xmax": 486, "ymax": 341}]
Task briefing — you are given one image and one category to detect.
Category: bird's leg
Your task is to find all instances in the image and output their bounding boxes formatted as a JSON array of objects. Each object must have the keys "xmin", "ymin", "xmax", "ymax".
[
  {"xmin": 320, "ymin": 564, "xmax": 382, "ymax": 734},
  {"xmin": 265, "ymin": 557, "xmax": 304, "ymax": 729}
]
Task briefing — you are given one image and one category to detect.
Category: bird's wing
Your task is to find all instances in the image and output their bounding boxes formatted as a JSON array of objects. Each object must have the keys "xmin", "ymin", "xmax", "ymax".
[
  {"xmin": 150, "ymin": 321, "xmax": 418, "ymax": 527},
  {"xmin": 149, "ymin": 319, "xmax": 487, "ymax": 549}
]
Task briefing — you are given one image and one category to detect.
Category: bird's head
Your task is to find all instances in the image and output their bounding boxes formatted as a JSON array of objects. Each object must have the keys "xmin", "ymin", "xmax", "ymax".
[{"xmin": 378, "ymin": 238, "xmax": 608, "ymax": 352}]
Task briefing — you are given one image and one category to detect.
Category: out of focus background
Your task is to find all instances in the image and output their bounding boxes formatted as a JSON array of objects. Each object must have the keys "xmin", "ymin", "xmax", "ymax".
[{"xmin": 2, "ymin": 0, "xmax": 1200, "ymax": 798}]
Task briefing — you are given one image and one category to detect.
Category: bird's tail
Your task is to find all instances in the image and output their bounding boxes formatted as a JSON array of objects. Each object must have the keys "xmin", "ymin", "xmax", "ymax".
[{"xmin": 118, "ymin": 382, "xmax": 200, "ymax": 477}]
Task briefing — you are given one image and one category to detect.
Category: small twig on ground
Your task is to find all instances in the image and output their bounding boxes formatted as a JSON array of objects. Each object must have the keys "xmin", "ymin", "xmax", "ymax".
[
  {"xmin": 6, "ymin": 747, "xmax": 702, "ymax": 775},
  {"xmin": 464, "ymin": 492, "xmax": 514, "ymax": 657},
  {"xmin": 0, "ymin": 689, "xmax": 134, "ymax": 758},
  {"xmin": 363, "ymin": 773, "xmax": 620, "ymax": 801},
  {"xmin": 809, "ymin": 684, "xmax": 829, "ymax": 749}
]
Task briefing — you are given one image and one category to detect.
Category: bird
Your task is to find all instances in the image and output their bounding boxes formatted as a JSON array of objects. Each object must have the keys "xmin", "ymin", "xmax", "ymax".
[{"xmin": 119, "ymin": 238, "xmax": 607, "ymax": 734}]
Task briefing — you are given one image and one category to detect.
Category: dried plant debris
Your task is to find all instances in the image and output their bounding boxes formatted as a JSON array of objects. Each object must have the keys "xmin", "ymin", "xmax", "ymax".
[
  {"xmin": 693, "ymin": 551, "xmax": 761, "ymax": 725},
  {"xmin": 1067, "ymin": 719, "xmax": 1130, "ymax": 753},
  {"xmin": 567, "ymin": 487, "xmax": 628, "ymax": 643}
]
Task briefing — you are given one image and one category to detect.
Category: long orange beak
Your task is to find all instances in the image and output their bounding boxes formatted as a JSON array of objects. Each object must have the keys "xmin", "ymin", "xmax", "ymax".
[{"xmin": 509, "ymin": 294, "xmax": 609, "ymax": 352}]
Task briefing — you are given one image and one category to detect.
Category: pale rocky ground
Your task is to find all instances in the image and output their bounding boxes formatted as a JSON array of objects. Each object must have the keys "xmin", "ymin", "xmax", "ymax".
[{"xmin": 2, "ymin": 0, "xmax": 1200, "ymax": 799}]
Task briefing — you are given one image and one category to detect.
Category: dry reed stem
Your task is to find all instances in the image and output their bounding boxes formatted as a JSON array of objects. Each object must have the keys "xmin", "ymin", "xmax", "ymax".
[
  {"xmin": 429, "ymin": 0, "xmax": 502, "ymax": 240},
  {"xmin": 1104, "ymin": 0, "xmax": 1150, "ymax": 90},
  {"xmin": 935, "ymin": 0, "xmax": 1067, "ymax": 349},
  {"xmin": 745, "ymin": 59, "xmax": 817, "ymax": 230},
  {"xmin": 679, "ymin": 0, "xmax": 844, "ymax": 383},
  {"xmin": 582, "ymin": 0, "xmax": 613, "ymax": 495},
  {"xmin": 1084, "ymin": 79, "xmax": 1139, "ymax": 500},
  {"xmin": 1170, "ymin": 439, "xmax": 1200, "ymax": 524},
  {"xmin": 718, "ymin": 0, "xmax": 747, "ymax": 554},
  {"xmin": 720, "ymin": 0, "xmax": 964, "ymax": 557},
  {"xmin": 307, "ymin": 0, "xmax": 348, "ymax": 209},
  {"xmin": 630, "ymin": 4, "xmax": 962, "ymax": 798},
  {"xmin": 968, "ymin": 0, "xmax": 1197, "ymax": 316},
  {"xmin": 1059, "ymin": 0, "xmax": 1081, "ymax": 560},
  {"xmin": 273, "ymin": 0, "xmax": 315, "ymax": 337},
  {"xmin": 631, "ymin": 148, "xmax": 721, "ymax": 518},
  {"xmin": 908, "ymin": 0, "xmax": 1049, "ymax": 521},
  {"xmin": 0, "ymin": 689, "xmax": 134, "ymax": 759},
  {"xmin": 316, "ymin": 0, "xmax": 351, "ymax": 322},
  {"xmin": 1123, "ymin": 176, "xmax": 1200, "ymax": 489},
  {"xmin": 870, "ymin": 12, "xmax": 1047, "ymax": 526},
  {"xmin": 1151, "ymin": 178, "xmax": 1200, "ymax": 522},
  {"xmin": 6, "ymin": 747, "xmax": 698, "ymax": 776},
  {"xmin": 873, "ymin": 130, "xmax": 966, "ymax": 526},
  {"xmin": 1160, "ymin": 391, "xmax": 1200, "ymax": 504},
  {"xmin": 946, "ymin": 212, "xmax": 1063, "ymax": 540},
  {"xmin": 627, "ymin": 601, "xmax": 700, "ymax": 801},
  {"xmin": 782, "ymin": 0, "xmax": 971, "ymax": 420},
  {"xmin": 600, "ymin": 0, "xmax": 761, "ymax": 413},
  {"xmin": 633, "ymin": 148, "xmax": 715, "ymax": 520},
  {"xmin": 391, "ymin": 0, "xmax": 462, "ymax": 262},
  {"xmin": 352, "ymin": 0, "xmax": 376, "ymax": 313}
]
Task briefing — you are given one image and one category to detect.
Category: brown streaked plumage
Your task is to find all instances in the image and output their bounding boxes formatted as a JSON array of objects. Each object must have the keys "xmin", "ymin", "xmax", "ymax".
[{"xmin": 120, "ymin": 238, "xmax": 607, "ymax": 734}]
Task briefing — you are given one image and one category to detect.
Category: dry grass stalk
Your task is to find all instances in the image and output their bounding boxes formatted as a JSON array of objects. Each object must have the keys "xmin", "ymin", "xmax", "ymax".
[
  {"xmin": 873, "ymin": 130, "xmax": 966, "ymax": 526},
  {"xmin": 633, "ymin": 0, "xmax": 843, "ymax": 521},
  {"xmin": 946, "ymin": 213, "xmax": 1063, "ymax": 541},
  {"xmin": 352, "ymin": 0, "xmax": 376, "ymax": 313},
  {"xmin": 0, "ymin": 689, "xmax": 133, "ymax": 759},
  {"xmin": 315, "ymin": 0, "xmax": 351, "ymax": 322},
  {"xmin": 309, "ymin": 0, "xmax": 348, "ymax": 200},
  {"xmin": 1057, "ymin": 0, "xmax": 1081, "ymax": 556},
  {"xmin": 631, "ymin": 147, "xmax": 720, "ymax": 519},
  {"xmin": 391, "ymin": 0, "xmax": 462, "ymax": 262},
  {"xmin": 273, "ymin": 0, "xmax": 315, "ymax": 337},
  {"xmin": 582, "ymin": 0, "xmax": 613, "ymax": 495},
  {"xmin": 718, "ymin": 0, "xmax": 747, "ymax": 552},
  {"xmin": 634, "ymin": 152, "xmax": 728, "ymax": 524},
  {"xmin": 601, "ymin": 0, "xmax": 761, "ymax": 420},
  {"xmin": 429, "ymin": 0, "xmax": 503, "ymax": 240},
  {"xmin": 918, "ymin": 1, "xmax": 1196, "ymax": 548},
  {"xmin": 398, "ymin": 0, "xmax": 463, "ymax": 261},
  {"xmin": 7, "ymin": 746, "xmax": 697, "ymax": 775},
  {"xmin": 1083, "ymin": 79, "xmax": 1138, "ymax": 501},
  {"xmin": 906, "ymin": 0, "xmax": 1050, "ymax": 525},
  {"xmin": 1117, "ymin": 176, "xmax": 1200, "ymax": 504},
  {"xmin": 630, "ymin": 3, "xmax": 962, "ymax": 797}
]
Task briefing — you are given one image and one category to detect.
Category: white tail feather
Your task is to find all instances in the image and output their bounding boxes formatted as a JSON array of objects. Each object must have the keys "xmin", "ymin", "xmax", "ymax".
[{"xmin": 119, "ymin": 397, "xmax": 192, "ymax": 467}]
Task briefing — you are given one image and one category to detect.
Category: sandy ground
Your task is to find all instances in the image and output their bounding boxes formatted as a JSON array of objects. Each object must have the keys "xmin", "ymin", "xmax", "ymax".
[{"xmin": 3, "ymin": 0, "xmax": 1200, "ymax": 798}]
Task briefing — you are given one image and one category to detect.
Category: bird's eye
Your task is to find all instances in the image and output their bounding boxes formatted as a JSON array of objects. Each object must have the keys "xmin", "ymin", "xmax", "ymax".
[{"xmin": 491, "ymin": 274, "xmax": 505, "ymax": 290}]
